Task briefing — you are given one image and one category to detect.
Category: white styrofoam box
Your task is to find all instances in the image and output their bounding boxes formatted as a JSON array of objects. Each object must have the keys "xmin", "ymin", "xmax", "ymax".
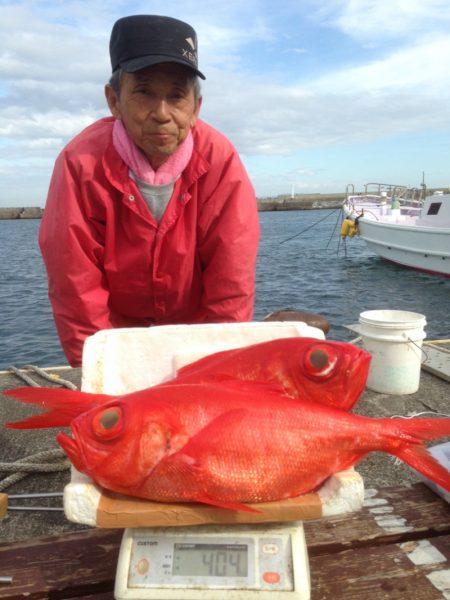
[
  {"xmin": 81, "ymin": 321, "xmax": 325, "ymax": 394},
  {"xmin": 318, "ymin": 468, "xmax": 365, "ymax": 516}
]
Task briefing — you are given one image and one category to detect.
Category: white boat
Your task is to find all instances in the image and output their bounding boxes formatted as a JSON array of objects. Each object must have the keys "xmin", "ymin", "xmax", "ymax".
[{"xmin": 341, "ymin": 183, "xmax": 450, "ymax": 277}]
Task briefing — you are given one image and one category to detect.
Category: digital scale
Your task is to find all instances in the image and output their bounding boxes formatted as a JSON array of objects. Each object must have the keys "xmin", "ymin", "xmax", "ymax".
[{"xmin": 114, "ymin": 521, "xmax": 310, "ymax": 600}]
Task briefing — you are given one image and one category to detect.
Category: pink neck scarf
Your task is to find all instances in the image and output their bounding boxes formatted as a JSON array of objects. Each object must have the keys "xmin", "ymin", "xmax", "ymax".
[{"xmin": 112, "ymin": 119, "xmax": 194, "ymax": 186}]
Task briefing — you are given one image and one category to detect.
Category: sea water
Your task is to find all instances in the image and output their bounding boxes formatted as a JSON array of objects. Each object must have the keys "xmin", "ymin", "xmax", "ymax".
[{"xmin": 0, "ymin": 212, "xmax": 449, "ymax": 369}]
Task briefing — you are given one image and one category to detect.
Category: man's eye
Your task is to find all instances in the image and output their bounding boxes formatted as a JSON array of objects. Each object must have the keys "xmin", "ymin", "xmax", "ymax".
[
  {"xmin": 170, "ymin": 93, "xmax": 185, "ymax": 101},
  {"xmin": 134, "ymin": 87, "xmax": 152, "ymax": 96}
]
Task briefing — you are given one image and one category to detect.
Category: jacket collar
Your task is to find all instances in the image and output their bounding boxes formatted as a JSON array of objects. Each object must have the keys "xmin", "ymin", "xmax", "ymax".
[{"xmin": 102, "ymin": 120, "xmax": 209, "ymax": 193}]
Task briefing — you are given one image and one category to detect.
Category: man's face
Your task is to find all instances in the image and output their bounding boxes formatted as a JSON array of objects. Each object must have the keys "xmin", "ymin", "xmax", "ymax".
[{"xmin": 105, "ymin": 63, "xmax": 202, "ymax": 169}]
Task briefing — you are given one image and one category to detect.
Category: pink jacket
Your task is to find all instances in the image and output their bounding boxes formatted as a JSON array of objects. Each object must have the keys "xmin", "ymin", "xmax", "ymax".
[{"xmin": 40, "ymin": 118, "xmax": 260, "ymax": 367}]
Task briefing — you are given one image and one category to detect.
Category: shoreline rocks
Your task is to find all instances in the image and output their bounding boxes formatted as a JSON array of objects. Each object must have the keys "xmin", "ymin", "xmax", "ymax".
[
  {"xmin": 257, "ymin": 193, "xmax": 345, "ymax": 211},
  {"xmin": 0, "ymin": 207, "xmax": 44, "ymax": 220},
  {"xmin": 0, "ymin": 198, "xmax": 343, "ymax": 220}
]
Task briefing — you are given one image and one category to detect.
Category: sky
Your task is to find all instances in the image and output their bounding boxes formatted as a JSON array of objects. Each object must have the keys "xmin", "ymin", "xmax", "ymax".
[{"xmin": 1, "ymin": 0, "xmax": 450, "ymax": 207}]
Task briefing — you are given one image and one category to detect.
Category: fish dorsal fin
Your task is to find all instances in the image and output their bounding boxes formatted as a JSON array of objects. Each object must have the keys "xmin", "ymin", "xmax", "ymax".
[
  {"xmin": 180, "ymin": 378, "xmax": 289, "ymax": 398},
  {"xmin": 231, "ymin": 379, "xmax": 291, "ymax": 398},
  {"xmin": 174, "ymin": 348, "xmax": 239, "ymax": 379},
  {"xmin": 4, "ymin": 387, "xmax": 113, "ymax": 429}
]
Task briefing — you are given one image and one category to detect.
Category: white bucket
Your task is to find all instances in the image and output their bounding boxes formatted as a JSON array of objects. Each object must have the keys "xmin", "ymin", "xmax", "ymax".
[{"xmin": 351, "ymin": 310, "xmax": 427, "ymax": 395}]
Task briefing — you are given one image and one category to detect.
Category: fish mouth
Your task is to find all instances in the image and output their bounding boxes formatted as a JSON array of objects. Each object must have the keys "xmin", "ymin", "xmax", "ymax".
[{"xmin": 56, "ymin": 431, "xmax": 86, "ymax": 472}]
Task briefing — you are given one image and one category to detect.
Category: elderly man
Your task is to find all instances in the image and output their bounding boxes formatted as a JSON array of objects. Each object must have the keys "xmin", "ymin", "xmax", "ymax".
[{"xmin": 39, "ymin": 15, "xmax": 260, "ymax": 367}]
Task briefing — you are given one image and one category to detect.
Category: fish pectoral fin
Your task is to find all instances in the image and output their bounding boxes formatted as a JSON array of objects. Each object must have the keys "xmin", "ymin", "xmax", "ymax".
[
  {"xmin": 162, "ymin": 453, "xmax": 261, "ymax": 513},
  {"xmin": 194, "ymin": 495, "xmax": 262, "ymax": 513},
  {"xmin": 156, "ymin": 454, "xmax": 260, "ymax": 513},
  {"xmin": 181, "ymin": 409, "xmax": 250, "ymax": 454}
]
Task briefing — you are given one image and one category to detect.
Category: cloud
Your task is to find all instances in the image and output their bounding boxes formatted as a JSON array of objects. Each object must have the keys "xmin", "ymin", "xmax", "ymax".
[
  {"xmin": 201, "ymin": 28, "xmax": 450, "ymax": 157},
  {"xmin": 310, "ymin": 0, "xmax": 450, "ymax": 42},
  {"xmin": 1, "ymin": 0, "xmax": 450, "ymax": 204}
]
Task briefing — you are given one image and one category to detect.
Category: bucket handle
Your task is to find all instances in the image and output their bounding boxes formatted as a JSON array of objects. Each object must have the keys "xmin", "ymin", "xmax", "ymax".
[
  {"xmin": 350, "ymin": 335, "xmax": 427, "ymax": 362},
  {"xmin": 406, "ymin": 336, "xmax": 429, "ymax": 364}
]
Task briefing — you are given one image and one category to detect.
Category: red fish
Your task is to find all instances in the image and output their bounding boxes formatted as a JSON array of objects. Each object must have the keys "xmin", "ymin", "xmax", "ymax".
[
  {"xmin": 173, "ymin": 338, "xmax": 370, "ymax": 409},
  {"xmin": 5, "ymin": 337, "xmax": 371, "ymax": 429},
  {"xmin": 47, "ymin": 382, "xmax": 450, "ymax": 512}
]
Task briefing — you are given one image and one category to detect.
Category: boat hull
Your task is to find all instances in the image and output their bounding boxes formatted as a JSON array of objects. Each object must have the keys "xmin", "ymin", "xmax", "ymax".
[{"xmin": 358, "ymin": 219, "xmax": 450, "ymax": 276}]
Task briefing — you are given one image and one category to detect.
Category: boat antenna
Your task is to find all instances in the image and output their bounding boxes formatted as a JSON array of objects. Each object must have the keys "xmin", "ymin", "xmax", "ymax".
[{"xmin": 421, "ymin": 171, "xmax": 427, "ymax": 197}]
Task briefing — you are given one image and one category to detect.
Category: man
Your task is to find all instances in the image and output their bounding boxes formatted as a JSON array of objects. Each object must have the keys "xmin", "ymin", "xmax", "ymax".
[{"xmin": 40, "ymin": 15, "xmax": 260, "ymax": 367}]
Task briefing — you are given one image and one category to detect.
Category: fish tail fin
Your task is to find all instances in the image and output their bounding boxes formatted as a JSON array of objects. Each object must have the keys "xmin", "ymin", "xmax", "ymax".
[
  {"xmin": 395, "ymin": 445, "xmax": 450, "ymax": 492},
  {"xmin": 388, "ymin": 418, "xmax": 450, "ymax": 492},
  {"xmin": 4, "ymin": 387, "xmax": 113, "ymax": 428}
]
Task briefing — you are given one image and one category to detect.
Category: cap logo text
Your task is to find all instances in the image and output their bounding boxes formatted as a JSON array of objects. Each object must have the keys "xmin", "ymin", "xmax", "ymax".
[
  {"xmin": 182, "ymin": 49, "xmax": 198, "ymax": 64},
  {"xmin": 185, "ymin": 37, "xmax": 196, "ymax": 50}
]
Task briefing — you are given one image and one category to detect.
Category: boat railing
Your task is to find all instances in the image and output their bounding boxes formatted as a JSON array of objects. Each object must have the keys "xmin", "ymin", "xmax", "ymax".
[
  {"xmin": 364, "ymin": 182, "xmax": 408, "ymax": 195},
  {"xmin": 343, "ymin": 183, "xmax": 426, "ymax": 221},
  {"xmin": 345, "ymin": 184, "xmax": 355, "ymax": 197},
  {"xmin": 346, "ymin": 183, "xmax": 425, "ymax": 205}
]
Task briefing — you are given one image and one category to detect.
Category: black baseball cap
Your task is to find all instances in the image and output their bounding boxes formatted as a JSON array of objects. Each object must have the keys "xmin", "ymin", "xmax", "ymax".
[{"xmin": 109, "ymin": 15, "xmax": 206, "ymax": 79}]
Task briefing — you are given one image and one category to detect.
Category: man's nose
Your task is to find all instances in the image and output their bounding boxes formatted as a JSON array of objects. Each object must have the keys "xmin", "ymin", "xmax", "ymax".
[{"xmin": 151, "ymin": 99, "xmax": 170, "ymax": 121}]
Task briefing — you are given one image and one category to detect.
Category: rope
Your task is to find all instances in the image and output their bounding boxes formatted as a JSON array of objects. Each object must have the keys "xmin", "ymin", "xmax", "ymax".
[
  {"xmin": 279, "ymin": 208, "xmax": 341, "ymax": 244},
  {"xmin": 3, "ymin": 367, "xmax": 75, "ymax": 494},
  {"xmin": 0, "ymin": 462, "xmax": 69, "ymax": 473},
  {"xmin": 0, "ymin": 450, "xmax": 70, "ymax": 492},
  {"xmin": 391, "ymin": 411, "xmax": 450, "ymax": 419},
  {"xmin": 8, "ymin": 365, "xmax": 78, "ymax": 390},
  {"xmin": 7, "ymin": 365, "xmax": 40, "ymax": 387},
  {"xmin": 326, "ymin": 207, "xmax": 344, "ymax": 252}
]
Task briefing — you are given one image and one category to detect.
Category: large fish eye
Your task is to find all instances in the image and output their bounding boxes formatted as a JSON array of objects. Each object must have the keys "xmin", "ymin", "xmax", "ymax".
[
  {"xmin": 303, "ymin": 344, "xmax": 339, "ymax": 379},
  {"xmin": 92, "ymin": 406, "xmax": 123, "ymax": 440}
]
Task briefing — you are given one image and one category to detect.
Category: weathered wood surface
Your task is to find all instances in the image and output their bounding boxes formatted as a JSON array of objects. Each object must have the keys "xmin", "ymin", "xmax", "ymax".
[
  {"xmin": 305, "ymin": 484, "xmax": 450, "ymax": 553},
  {"xmin": 310, "ymin": 536, "xmax": 450, "ymax": 599},
  {"xmin": 0, "ymin": 483, "xmax": 449, "ymax": 599}
]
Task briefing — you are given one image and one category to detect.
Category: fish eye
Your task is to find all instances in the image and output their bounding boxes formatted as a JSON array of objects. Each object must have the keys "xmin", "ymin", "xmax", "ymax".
[
  {"xmin": 303, "ymin": 344, "xmax": 339, "ymax": 379},
  {"xmin": 92, "ymin": 406, "xmax": 123, "ymax": 440}
]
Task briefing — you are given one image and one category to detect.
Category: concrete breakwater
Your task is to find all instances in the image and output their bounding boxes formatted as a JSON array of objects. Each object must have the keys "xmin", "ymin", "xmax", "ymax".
[
  {"xmin": 0, "ymin": 207, "xmax": 43, "ymax": 219},
  {"xmin": 0, "ymin": 194, "xmax": 345, "ymax": 220},
  {"xmin": 257, "ymin": 193, "xmax": 345, "ymax": 211}
]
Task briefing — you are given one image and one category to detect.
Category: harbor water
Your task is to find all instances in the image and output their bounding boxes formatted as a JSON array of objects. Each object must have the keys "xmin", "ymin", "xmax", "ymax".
[{"xmin": 1, "ymin": 211, "xmax": 449, "ymax": 370}]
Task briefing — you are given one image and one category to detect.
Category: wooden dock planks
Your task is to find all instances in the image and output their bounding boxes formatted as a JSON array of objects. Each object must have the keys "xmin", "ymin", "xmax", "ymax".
[{"xmin": 1, "ymin": 483, "xmax": 450, "ymax": 600}]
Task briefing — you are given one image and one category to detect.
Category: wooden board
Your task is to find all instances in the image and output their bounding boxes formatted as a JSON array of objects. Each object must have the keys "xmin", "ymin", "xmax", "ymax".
[
  {"xmin": 1, "ymin": 484, "xmax": 450, "ymax": 600},
  {"xmin": 0, "ymin": 493, "xmax": 7, "ymax": 519},
  {"xmin": 96, "ymin": 489, "xmax": 323, "ymax": 528}
]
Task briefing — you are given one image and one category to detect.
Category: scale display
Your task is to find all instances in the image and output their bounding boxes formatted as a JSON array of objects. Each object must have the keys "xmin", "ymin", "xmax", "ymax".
[
  {"xmin": 114, "ymin": 522, "xmax": 310, "ymax": 600},
  {"xmin": 172, "ymin": 542, "xmax": 248, "ymax": 577}
]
